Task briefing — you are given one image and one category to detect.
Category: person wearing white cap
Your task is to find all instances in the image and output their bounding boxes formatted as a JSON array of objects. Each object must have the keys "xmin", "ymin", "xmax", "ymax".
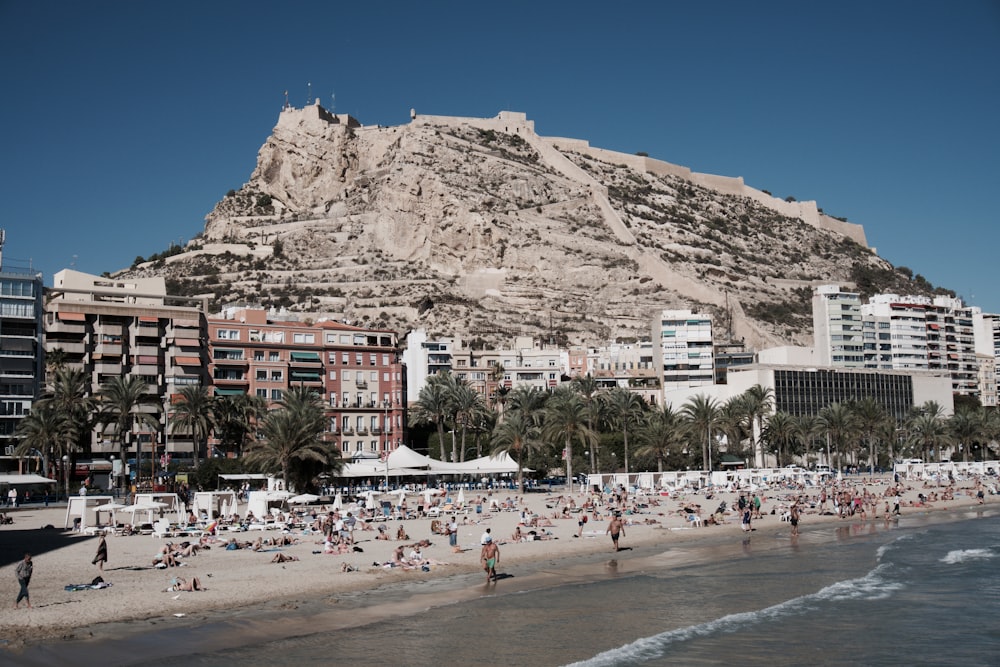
[{"xmin": 480, "ymin": 535, "xmax": 499, "ymax": 584}]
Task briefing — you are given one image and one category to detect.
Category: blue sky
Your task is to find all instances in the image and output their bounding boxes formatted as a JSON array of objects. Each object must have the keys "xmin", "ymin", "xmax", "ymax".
[{"xmin": 2, "ymin": 1, "xmax": 998, "ymax": 312}]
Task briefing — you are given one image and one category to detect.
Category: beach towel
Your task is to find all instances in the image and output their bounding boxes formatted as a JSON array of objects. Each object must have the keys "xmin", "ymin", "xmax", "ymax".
[{"xmin": 65, "ymin": 582, "xmax": 113, "ymax": 591}]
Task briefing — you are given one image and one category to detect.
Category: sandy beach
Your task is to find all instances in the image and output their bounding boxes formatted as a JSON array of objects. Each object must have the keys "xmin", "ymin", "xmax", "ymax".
[{"xmin": 0, "ymin": 474, "xmax": 992, "ymax": 658}]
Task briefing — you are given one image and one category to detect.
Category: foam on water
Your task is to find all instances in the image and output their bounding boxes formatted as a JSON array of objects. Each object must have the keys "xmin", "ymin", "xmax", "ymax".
[
  {"xmin": 939, "ymin": 548, "xmax": 996, "ymax": 564},
  {"xmin": 563, "ymin": 564, "xmax": 903, "ymax": 667}
]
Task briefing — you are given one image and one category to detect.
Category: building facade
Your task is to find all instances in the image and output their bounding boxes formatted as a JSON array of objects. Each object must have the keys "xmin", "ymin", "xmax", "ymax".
[
  {"xmin": 813, "ymin": 285, "xmax": 864, "ymax": 367},
  {"xmin": 207, "ymin": 307, "xmax": 403, "ymax": 461},
  {"xmin": 43, "ymin": 270, "xmax": 209, "ymax": 467},
  {"xmin": 653, "ymin": 309, "xmax": 715, "ymax": 393},
  {"xmin": 0, "ymin": 251, "xmax": 44, "ymax": 457}
]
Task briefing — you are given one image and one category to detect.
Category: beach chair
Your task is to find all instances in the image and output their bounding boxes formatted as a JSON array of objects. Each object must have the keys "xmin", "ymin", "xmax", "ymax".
[
  {"xmin": 152, "ymin": 519, "xmax": 174, "ymax": 538},
  {"xmin": 686, "ymin": 514, "xmax": 704, "ymax": 528}
]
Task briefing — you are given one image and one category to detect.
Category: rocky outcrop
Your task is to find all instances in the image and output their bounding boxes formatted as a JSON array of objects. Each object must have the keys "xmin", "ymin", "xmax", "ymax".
[{"xmin": 120, "ymin": 103, "xmax": 923, "ymax": 350}]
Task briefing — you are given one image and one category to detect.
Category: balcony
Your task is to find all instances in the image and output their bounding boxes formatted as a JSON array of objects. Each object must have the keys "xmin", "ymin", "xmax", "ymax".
[
  {"xmin": 356, "ymin": 426, "xmax": 368, "ymax": 435},
  {"xmin": 355, "ymin": 379, "xmax": 368, "ymax": 389},
  {"xmin": 342, "ymin": 427, "xmax": 354, "ymax": 435}
]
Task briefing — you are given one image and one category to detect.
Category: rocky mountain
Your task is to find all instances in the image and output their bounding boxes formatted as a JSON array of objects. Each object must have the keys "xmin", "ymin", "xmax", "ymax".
[{"xmin": 119, "ymin": 102, "xmax": 947, "ymax": 350}]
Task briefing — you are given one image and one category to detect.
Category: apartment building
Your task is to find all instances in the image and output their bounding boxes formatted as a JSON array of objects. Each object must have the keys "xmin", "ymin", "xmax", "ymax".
[
  {"xmin": 0, "ymin": 244, "xmax": 44, "ymax": 456},
  {"xmin": 208, "ymin": 307, "xmax": 403, "ymax": 460},
  {"xmin": 653, "ymin": 309, "xmax": 715, "ymax": 393},
  {"xmin": 43, "ymin": 269, "xmax": 209, "ymax": 462},
  {"xmin": 813, "ymin": 285, "xmax": 864, "ymax": 367}
]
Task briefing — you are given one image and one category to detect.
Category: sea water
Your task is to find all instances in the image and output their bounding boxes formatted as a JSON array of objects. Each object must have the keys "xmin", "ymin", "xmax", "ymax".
[{"xmin": 15, "ymin": 510, "xmax": 999, "ymax": 667}]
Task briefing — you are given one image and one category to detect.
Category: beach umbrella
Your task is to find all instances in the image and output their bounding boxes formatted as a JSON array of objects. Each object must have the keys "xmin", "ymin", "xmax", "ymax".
[
  {"xmin": 391, "ymin": 489, "xmax": 407, "ymax": 506},
  {"xmin": 289, "ymin": 493, "xmax": 321, "ymax": 505},
  {"xmin": 331, "ymin": 492, "xmax": 343, "ymax": 510},
  {"xmin": 457, "ymin": 489, "xmax": 466, "ymax": 506}
]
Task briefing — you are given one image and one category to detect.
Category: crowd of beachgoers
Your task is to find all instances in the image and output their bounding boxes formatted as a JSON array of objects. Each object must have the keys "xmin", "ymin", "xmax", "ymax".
[{"xmin": 1, "ymin": 470, "xmax": 995, "ymax": 650}]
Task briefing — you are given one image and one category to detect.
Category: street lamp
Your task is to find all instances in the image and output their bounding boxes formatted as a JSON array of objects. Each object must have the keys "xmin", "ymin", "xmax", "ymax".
[
  {"xmin": 110, "ymin": 455, "xmax": 117, "ymax": 498},
  {"xmin": 62, "ymin": 455, "xmax": 69, "ymax": 501}
]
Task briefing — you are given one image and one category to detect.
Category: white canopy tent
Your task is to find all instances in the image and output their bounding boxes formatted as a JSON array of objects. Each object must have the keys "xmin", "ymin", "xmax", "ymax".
[
  {"xmin": 193, "ymin": 491, "xmax": 239, "ymax": 519},
  {"xmin": 337, "ymin": 446, "xmax": 520, "ymax": 478},
  {"xmin": 64, "ymin": 495, "xmax": 114, "ymax": 530}
]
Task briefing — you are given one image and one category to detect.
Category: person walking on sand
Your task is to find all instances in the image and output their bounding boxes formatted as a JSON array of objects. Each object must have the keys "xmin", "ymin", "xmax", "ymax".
[
  {"xmin": 14, "ymin": 553, "xmax": 32, "ymax": 609},
  {"xmin": 607, "ymin": 513, "xmax": 625, "ymax": 551},
  {"xmin": 93, "ymin": 534, "xmax": 108, "ymax": 573},
  {"xmin": 481, "ymin": 536, "xmax": 499, "ymax": 583}
]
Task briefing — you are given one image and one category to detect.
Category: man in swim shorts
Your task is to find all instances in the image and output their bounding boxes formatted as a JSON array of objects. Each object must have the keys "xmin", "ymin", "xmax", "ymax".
[
  {"xmin": 480, "ymin": 535, "xmax": 499, "ymax": 583},
  {"xmin": 790, "ymin": 503, "xmax": 800, "ymax": 537},
  {"xmin": 607, "ymin": 513, "xmax": 625, "ymax": 551}
]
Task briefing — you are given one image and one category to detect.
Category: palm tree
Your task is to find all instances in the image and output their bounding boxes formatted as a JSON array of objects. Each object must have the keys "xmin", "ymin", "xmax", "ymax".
[
  {"xmin": 948, "ymin": 406, "xmax": 981, "ymax": 463},
  {"xmin": 542, "ymin": 386, "xmax": 596, "ymax": 489},
  {"xmin": 213, "ymin": 393, "xmax": 265, "ymax": 458},
  {"xmin": 450, "ymin": 380, "xmax": 485, "ymax": 463},
  {"xmin": 717, "ymin": 396, "xmax": 750, "ymax": 462},
  {"xmin": 682, "ymin": 394, "xmax": 720, "ymax": 471},
  {"xmin": 490, "ymin": 411, "xmax": 543, "ymax": 493},
  {"xmin": 570, "ymin": 374, "xmax": 603, "ymax": 474},
  {"xmin": 793, "ymin": 414, "xmax": 822, "ymax": 468},
  {"xmin": 762, "ymin": 411, "xmax": 797, "ymax": 467},
  {"xmin": 410, "ymin": 375, "xmax": 453, "ymax": 461},
  {"xmin": 634, "ymin": 404, "xmax": 688, "ymax": 472},
  {"xmin": 41, "ymin": 367, "xmax": 94, "ymax": 476},
  {"xmin": 850, "ymin": 397, "xmax": 890, "ymax": 474},
  {"xmin": 741, "ymin": 385, "xmax": 774, "ymax": 467},
  {"xmin": 14, "ymin": 402, "xmax": 73, "ymax": 483},
  {"xmin": 506, "ymin": 385, "xmax": 548, "ymax": 425},
  {"xmin": 245, "ymin": 386, "xmax": 334, "ymax": 489},
  {"xmin": 170, "ymin": 386, "xmax": 215, "ymax": 467},
  {"xmin": 97, "ymin": 376, "xmax": 161, "ymax": 486},
  {"xmin": 819, "ymin": 403, "xmax": 857, "ymax": 471},
  {"xmin": 909, "ymin": 412, "xmax": 953, "ymax": 463},
  {"xmin": 602, "ymin": 388, "xmax": 645, "ymax": 474}
]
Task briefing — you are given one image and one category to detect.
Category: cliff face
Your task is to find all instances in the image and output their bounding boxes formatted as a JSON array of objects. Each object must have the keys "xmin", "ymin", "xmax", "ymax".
[{"xmin": 121, "ymin": 104, "xmax": 923, "ymax": 349}]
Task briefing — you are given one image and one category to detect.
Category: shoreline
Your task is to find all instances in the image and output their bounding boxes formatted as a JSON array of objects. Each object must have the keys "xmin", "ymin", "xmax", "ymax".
[{"xmin": 1, "ymin": 479, "xmax": 994, "ymax": 661}]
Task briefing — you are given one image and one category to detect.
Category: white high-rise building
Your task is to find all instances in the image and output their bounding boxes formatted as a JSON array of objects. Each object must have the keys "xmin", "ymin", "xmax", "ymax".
[
  {"xmin": 861, "ymin": 295, "xmax": 930, "ymax": 371},
  {"xmin": 653, "ymin": 309, "xmax": 714, "ymax": 393},
  {"xmin": 812, "ymin": 285, "xmax": 864, "ymax": 367}
]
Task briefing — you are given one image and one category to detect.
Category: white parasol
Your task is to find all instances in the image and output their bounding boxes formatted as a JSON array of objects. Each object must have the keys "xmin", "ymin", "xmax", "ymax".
[
  {"xmin": 457, "ymin": 489, "xmax": 466, "ymax": 506},
  {"xmin": 331, "ymin": 492, "xmax": 343, "ymax": 510},
  {"xmin": 289, "ymin": 493, "xmax": 321, "ymax": 505}
]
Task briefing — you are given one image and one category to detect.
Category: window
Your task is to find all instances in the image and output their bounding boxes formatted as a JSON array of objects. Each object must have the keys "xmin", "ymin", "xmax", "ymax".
[
  {"xmin": 329, "ymin": 370, "xmax": 337, "ymax": 380},
  {"xmin": 370, "ymin": 416, "xmax": 378, "ymax": 431},
  {"xmin": 270, "ymin": 371, "xmax": 283, "ymax": 382},
  {"xmin": 370, "ymin": 440, "xmax": 378, "ymax": 452},
  {"xmin": 342, "ymin": 352, "xmax": 349, "ymax": 364},
  {"xmin": 343, "ymin": 370, "xmax": 351, "ymax": 381},
  {"xmin": 271, "ymin": 389, "xmax": 282, "ymax": 400},
  {"xmin": 256, "ymin": 389, "xmax": 267, "ymax": 398},
  {"xmin": 217, "ymin": 329, "xmax": 239, "ymax": 340},
  {"xmin": 293, "ymin": 333, "xmax": 315, "ymax": 344},
  {"xmin": 269, "ymin": 352, "xmax": 280, "ymax": 362},
  {"xmin": 356, "ymin": 416, "xmax": 364, "ymax": 431},
  {"xmin": 369, "ymin": 354, "xmax": 376, "ymax": 366},
  {"xmin": 329, "ymin": 417, "xmax": 338, "ymax": 433},
  {"xmin": 340, "ymin": 335, "xmax": 350, "ymax": 344},
  {"xmin": 326, "ymin": 333, "xmax": 337, "ymax": 344},
  {"xmin": 342, "ymin": 441, "xmax": 349, "ymax": 453},
  {"xmin": 254, "ymin": 351, "xmax": 264, "ymax": 361},
  {"xmin": 342, "ymin": 416, "xmax": 350, "ymax": 432},
  {"xmin": 370, "ymin": 371, "xmax": 378, "ymax": 382},
  {"xmin": 382, "ymin": 354, "xmax": 389, "ymax": 366},
  {"xmin": 328, "ymin": 352, "xmax": 337, "ymax": 363},
  {"xmin": 256, "ymin": 370, "xmax": 267, "ymax": 381},
  {"xmin": 355, "ymin": 441, "xmax": 363, "ymax": 452},
  {"xmin": 355, "ymin": 353, "xmax": 363, "ymax": 365},
  {"xmin": 383, "ymin": 372, "xmax": 389, "ymax": 382}
]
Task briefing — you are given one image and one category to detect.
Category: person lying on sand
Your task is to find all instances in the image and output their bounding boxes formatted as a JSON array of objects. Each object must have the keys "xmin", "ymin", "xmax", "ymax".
[
  {"xmin": 271, "ymin": 553, "xmax": 299, "ymax": 563},
  {"xmin": 165, "ymin": 576, "xmax": 204, "ymax": 592}
]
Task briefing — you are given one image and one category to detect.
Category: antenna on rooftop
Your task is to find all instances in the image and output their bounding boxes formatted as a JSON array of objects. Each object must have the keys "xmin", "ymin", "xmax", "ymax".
[
  {"xmin": 330, "ymin": 91, "xmax": 335, "ymax": 112},
  {"xmin": 283, "ymin": 89, "xmax": 290, "ymax": 109},
  {"xmin": 307, "ymin": 81, "xmax": 312, "ymax": 106}
]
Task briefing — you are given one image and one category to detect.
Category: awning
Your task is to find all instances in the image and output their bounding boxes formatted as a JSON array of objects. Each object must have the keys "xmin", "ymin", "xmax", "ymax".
[
  {"xmin": 290, "ymin": 371, "xmax": 321, "ymax": 380},
  {"xmin": 290, "ymin": 351, "xmax": 321, "ymax": 362},
  {"xmin": 139, "ymin": 316, "xmax": 159, "ymax": 323},
  {"xmin": 57, "ymin": 311, "xmax": 86, "ymax": 321},
  {"xmin": 173, "ymin": 319, "xmax": 201, "ymax": 328},
  {"xmin": 175, "ymin": 356, "xmax": 202, "ymax": 365},
  {"xmin": 214, "ymin": 388, "xmax": 246, "ymax": 396}
]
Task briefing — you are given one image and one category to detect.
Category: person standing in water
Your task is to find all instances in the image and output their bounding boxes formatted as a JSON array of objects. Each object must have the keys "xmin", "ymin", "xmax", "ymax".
[{"xmin": 480, "ymin": 536, "xmax": 500, "ymax": 583}]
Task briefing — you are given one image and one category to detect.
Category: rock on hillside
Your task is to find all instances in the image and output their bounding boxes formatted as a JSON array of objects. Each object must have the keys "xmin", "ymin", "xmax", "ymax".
[{"xmin": 119, "ymin": 103, "xmax": 939, "ymax": 349}]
